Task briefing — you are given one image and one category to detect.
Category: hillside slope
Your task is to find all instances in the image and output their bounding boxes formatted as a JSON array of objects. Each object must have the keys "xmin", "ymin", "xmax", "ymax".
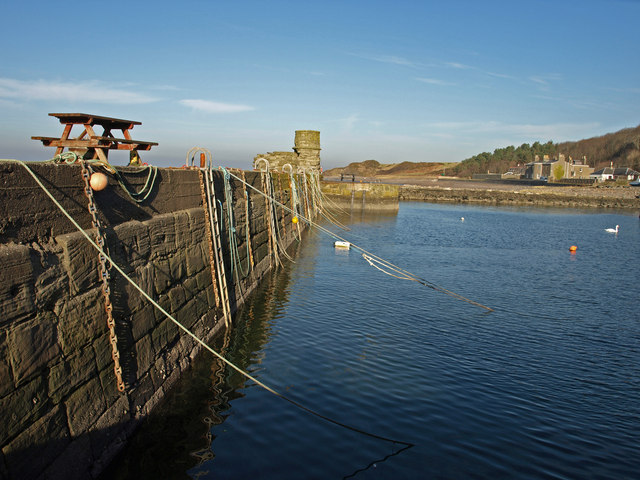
[{"xmin": 325, "ymin": 124, "xmax": 640, "ymax": 178}]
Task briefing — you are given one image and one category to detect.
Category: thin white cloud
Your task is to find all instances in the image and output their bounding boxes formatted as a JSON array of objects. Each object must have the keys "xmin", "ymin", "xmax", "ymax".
[
  {"xmin": 423, "ymin": 120, "xmax": 601, "ymax": 141},
  {"xmin": 348, "ymin": 52, "xmax": 418, "ymax": 67},
  {"xmin": 179, "ymin": 99, "xmax": 255, "ymax": 113},
  {"xmin": 445, "ymin": 62, "xmax": 473, "ymax": 70},
  {"xmin": 342, "ymin": 113, "xmax": 359, "ymax": 131},
  {"xmin": 0, "ymin": 78, "xmax": 159, "ymax": 103},
  {"xmin": 415, "ymin": 77, "xmax": 456, "ymax": 86}
]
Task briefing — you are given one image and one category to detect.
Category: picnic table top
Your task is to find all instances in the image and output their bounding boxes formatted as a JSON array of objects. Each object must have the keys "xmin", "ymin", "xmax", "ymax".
[{"xmin": 49, "ymin": 113, "xmax": 142, "ymax": 129}]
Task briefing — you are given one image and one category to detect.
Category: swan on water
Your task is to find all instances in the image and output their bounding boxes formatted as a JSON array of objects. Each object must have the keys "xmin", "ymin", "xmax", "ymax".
[{"xmin": 605, "ymin": 225, "xmax": 619, "ymax": 233}]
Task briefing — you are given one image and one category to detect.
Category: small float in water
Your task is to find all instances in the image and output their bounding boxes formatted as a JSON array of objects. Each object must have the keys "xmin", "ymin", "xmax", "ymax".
[{"xmin": 334, "ymin": 241, "xmax": 351, "ymax": 249}]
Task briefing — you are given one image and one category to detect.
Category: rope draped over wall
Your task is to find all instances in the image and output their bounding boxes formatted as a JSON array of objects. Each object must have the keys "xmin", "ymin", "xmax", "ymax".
[{"xmin": 2, "ymin": 158, "xmax": 414, "ymax": 452}]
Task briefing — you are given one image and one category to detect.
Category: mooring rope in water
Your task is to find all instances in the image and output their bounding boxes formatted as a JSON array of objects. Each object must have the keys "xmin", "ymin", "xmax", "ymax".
[
  {"xmin": 224, "ymin": 168, "xmax": 494, "ymax": 312},
  {"xmin": 5, "ymin": 158, "xmax": 414, "ymax": 450}
]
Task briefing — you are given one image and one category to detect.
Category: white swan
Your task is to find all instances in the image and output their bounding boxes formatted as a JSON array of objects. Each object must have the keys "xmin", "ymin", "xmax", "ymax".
[{"xmin": 605, "ymin": 225, "xmax": 619, "ymax": 233}]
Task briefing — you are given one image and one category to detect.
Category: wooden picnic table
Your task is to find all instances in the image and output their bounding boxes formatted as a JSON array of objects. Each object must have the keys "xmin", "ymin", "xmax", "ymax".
[{"xmin": 32, "ymin": 113, "xmax": 158, "ymax": 163}]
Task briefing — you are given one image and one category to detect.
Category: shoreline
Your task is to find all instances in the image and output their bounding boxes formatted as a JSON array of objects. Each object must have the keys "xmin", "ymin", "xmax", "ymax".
[{"xmin": 323, "ymin": 176, "xmax": 640, "ymax": 210}]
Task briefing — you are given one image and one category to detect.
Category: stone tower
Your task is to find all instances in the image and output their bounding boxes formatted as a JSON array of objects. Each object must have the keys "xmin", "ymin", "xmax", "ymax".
[
  {"xmin": 293, "ymin": 130, "xmax": 321, "ymax": 170},
  {"xmin": 253, "ymin": 130, "xmax": 321, "ymax": 172}
]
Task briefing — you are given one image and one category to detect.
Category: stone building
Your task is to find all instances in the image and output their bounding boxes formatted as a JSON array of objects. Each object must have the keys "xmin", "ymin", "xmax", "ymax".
[
  {"xmin": 525, "ymin": 154, "xmax": 593, "ymax": 181},
  {"xmin": 253, "ymin": 130, "xmax": 321, "ymax": 172}
]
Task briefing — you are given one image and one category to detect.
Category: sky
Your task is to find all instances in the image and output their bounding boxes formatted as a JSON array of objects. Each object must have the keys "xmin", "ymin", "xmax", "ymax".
[{"xmin": 1, "ymin": 0, "xmax": 639, "ymax": 169}]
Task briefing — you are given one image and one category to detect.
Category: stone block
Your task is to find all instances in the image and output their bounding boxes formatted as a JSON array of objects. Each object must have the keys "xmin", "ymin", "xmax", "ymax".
[
  {"xmin": 0, "ymin": 375, "xmax": 47, "ymax": 442},
  {"xmin": 134, "ymin": 335, "xmax": 154, "ymax": 374},
  {"xmin": 2, "ymin": 406, "xmax": 70, "ymax": 480},
  {"xmin": 92, "ymin": 332, "xmax": 111, "ymax": 372},
  {"xmin": 185, "ymin": 243, "xmax": 206, "ymax": 277},
  {"xmin": 149, "ymin": 354, "xmax": 167, "ymax": 390},
  {"xmin": 57, "ymin": 230, "xmax": 100, "ymax": 295},
  {"xmin": 129, "ymin": 373, "xmax": 155, "ymax": 417},
  {"xmin": 177, "ymin": 296, "xmax": 199, "ymax": 330},
  {"xmin": 34, "ymin": 257, "xmax": 66, "ymax": 312},
  {"xmin": 40, "ymin": 432, "xmax": 92, "ymax": 480},
  {"xmin": 152, "ymin": 259, "xmax": 172, "ymax": 296},
  {"xmin": 0, "ymin": 243, "xmax": 35, "ymax": 325},
  {"xmin": 147, "ymin": 214, "xmax": 177, "ymax": 259},
  {"xmin": 65, "ymin": 377, "xmax": 107, "ymax": 437},
  {"xmin": 88, "ymin": 394, "xmax": 129, "ymax": 461},
  {"xmin": 55, "ymin": 288, "xmax": 103, "ymax": 355},
  {"xmin": 48, "ymin": 346, "xmax": 97, "ymax": 404},
  {"xmin": 167, "ymin": 285, "xmax": 187, "ymax": 314},
  {"xmin": 113, "ymin": 219, "xmax": 151, "ymax": 269},
  {"xmin": 130, "ymin": 304, "xmax": 158, "ymax": 342},
  {"xmin": 173, "ymin": 210, "xmax": 192, "ymax": 246},
  {"xmin": 8, "ymin": 312, "xmax": 60, "ymax": 386},
  {"xmin": 0, "ymin": 331, "xmax": 13, "ymax": 398},
  {"xmin": 168, "ymin": 250, "xmax": 186, "ymax": 281},
  {"xmin": 97, "ymin": 364, "xmax": 122, "ymax": 408},
  {"xmin": 187, "ymin": 208, "xmax": 206, "ymax": 244}
]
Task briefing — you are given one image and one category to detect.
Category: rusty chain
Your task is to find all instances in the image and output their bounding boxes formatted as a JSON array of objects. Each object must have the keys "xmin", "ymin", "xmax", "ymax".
[{"xmin": 80, "ymin": 161, "xmax": 125, "ymax": 393}]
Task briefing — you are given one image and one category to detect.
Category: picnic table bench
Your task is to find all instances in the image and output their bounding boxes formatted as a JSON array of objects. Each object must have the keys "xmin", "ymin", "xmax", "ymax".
[{"xmin": 32, "ymin": 113, "xmax": 158, "ymax": 163}]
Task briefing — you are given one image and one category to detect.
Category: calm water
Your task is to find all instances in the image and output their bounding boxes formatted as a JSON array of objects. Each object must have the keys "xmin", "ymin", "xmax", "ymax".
[{"xmin": 107, "ymin": 202, "xmax": 640, "ymax": 479}]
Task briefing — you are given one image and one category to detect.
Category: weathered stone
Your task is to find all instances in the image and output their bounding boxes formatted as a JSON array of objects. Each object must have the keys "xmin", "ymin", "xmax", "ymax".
[
  {"xmin": 147, "ymin": 213, "xmax": 177, "ymax": 259},
  {"xmin": 92, "ymin": 332, "xmax": 112, "ymax": 372},
  {"xmin": 168, "ymin": 250, "xmax": 186, "ymax": 281},
  {"xmin": 130, "ymin": 304, "xmax": 158, "ymax": 342},
  {"xmin": 97, "ymin": 364, "xmax": 122, "ymax": 408},
  {"xmin": 134, "ymin": 335, "xmax": 154, "ymax": 374},
  {"xmin": 8, "ymin": 312, "xmax": 60, "ymax": 386},
  {"xmin": 34, "ymin": 257, "xmax": 66, "ymax": 312},
  {"xmin": 0, "ymin": 374, "xmax": 48, "ymax": 442},
  {"xmin": 167, "ymin": 284, "xmax": 187, "ymax": 314},
  {"xmin": 88, "ymin": 394, "xmax": 129, "ymax": 461},
  {"xmin": 55, "ymin": 288, "xmax": 103, "ymax": 355},
  {"xmin": 0, "ymin": 331, "xmax": 13, "ymax": 398},
  {"xmin": 0, "ymin": 243, "xmax": 35, "ymax": 325},
  {"xmin": 65, "ymin": 377, "xmax": 107, "ymax": 437},
  {"xmin": 48, "ymin": 346, "xmax": 97, "ymax": 404},
  {"xmin": 2, "ymin": 406, "xmax": 70, "ymax": 480},
  {"xmin": 152, "ymin": 258, "xmax": 173, "ymax": 296},
  {"xmin": 113, "ymin": 219, "xmax": 151, "ymax": 268},
  {"xmin": 40, "ymin": 431, "xmax": 92, "ymax": 480},
  {"xmin": 173, "ymin": 210, "xmax": 192, "ymax": 247},
  {"xmin": 185, "ymin": 243, "xmax": 206, "ymax": 277},
  {"xmin": 57, "ymin": 230, "xmax": 100, "ymax": 295},
  {"xmin": 129, "ymin": 373, "xmax": 155, "ymax": 417}
]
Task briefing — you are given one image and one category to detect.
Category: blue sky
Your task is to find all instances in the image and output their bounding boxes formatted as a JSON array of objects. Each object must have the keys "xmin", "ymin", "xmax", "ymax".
[{"xmin": 1, "ymin": 0, "xmax": 639, "ymax": 169}]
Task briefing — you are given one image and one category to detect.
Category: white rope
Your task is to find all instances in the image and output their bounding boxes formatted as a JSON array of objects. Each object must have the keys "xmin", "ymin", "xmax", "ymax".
[
  {"xmin": 224, "ymin": 169, "xmax": 494, "ymax": 312},
  {"xmin": 2, "ymin": 158, "xmax": 413, "ymax": 448}
]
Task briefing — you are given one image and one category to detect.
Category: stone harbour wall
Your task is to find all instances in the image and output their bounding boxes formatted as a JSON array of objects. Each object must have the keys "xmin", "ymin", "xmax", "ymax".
[
  {"xmin": 320, "ymin": 181, "xmax": 399, "ymax": 211},
  {"xmin": 0, "ymin": 162, "xmax": 307, "ymax": 479}
]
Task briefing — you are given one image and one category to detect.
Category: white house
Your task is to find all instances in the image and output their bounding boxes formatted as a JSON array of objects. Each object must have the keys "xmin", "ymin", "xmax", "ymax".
[{"xmin": 590, "ymin": 167, "xmax": 640, "ymax": 182}]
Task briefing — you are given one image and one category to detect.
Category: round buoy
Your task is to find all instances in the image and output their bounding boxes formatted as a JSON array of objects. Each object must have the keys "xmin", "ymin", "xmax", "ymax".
[
  {"xmin": 292, "ymin": 216, "xmax": 299, "ymax": 224},
  {"xmin": 89, "ymin": 172, "xmax": 108, "ymax": 191},
  {"xmin": 569, "ymin": 245, "xmax": 578, "ymax": 252}
]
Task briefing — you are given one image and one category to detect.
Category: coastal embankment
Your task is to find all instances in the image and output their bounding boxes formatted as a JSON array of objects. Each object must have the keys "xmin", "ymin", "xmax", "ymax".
[{"xmin": 392, "ymin": 177, "xmax": 640, "ymax": 209}]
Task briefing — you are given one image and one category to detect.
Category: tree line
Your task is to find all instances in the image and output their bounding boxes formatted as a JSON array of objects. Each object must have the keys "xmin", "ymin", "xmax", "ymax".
[{"xmin": 452, "ymin": 125, "xmax": 640, "ymax": 177}]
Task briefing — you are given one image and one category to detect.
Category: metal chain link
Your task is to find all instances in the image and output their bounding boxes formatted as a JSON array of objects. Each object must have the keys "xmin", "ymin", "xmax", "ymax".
[{"xmin": 80, "ymin": 162, "xmax": 125, "ymax": 393}]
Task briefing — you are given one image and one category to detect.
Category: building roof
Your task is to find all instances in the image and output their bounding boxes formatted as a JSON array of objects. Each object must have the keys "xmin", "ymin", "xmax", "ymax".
[{"xmin": 591, "ymin": 167, "xmax": 640, "ymax": 176}]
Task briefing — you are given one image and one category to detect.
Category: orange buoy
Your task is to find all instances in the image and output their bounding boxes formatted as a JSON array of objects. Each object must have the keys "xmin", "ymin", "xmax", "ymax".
[
  {"xmin": 569, "ymin": 245, "xmax": 578, "ymax": 252},
  {"xmin": 89, "ymin": 172, "xmax": 108, "ymax": 191},
  {"xmin": 292, "ymin": 216, "xmax": 299, "ymax": 224}
]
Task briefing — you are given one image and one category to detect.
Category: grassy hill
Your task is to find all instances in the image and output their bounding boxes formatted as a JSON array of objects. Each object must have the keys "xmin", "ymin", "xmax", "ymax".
[{"xmin": 325, "ymin": 124, "xmax": 640, "ymax": 179}]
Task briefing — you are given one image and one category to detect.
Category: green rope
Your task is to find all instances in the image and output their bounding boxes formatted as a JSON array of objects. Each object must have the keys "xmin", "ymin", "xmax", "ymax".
[{"xmin": 2, "ymin": 157, "xmax": 414, "ymax": 449}]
